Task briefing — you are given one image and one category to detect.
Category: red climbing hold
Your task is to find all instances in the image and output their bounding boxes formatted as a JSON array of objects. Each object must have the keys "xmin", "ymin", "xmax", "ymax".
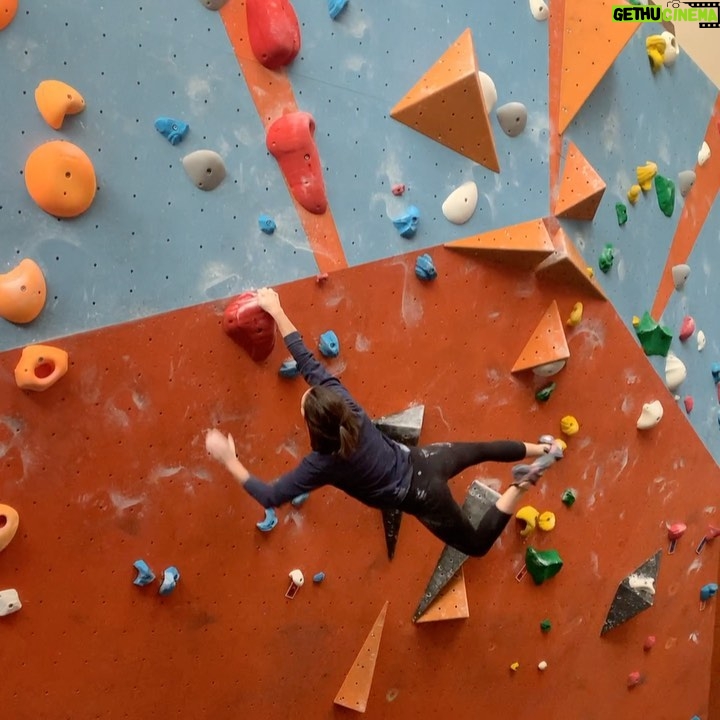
[
  {"xmin": 266, "ymin": 111, "xmax": 328, "ymax": 215},
  {"xmin": 643, "ymin": 635, "xmax": 656, "ymax": 652},
  {"xmin": 222, "ymin": 291, "xmax": 277, "ymax": 362},
  {"xmin": 683, "ymin": 396, "xmax": 694, "ymax": 414},
  {"xmin": 627, "ymin": 671, "xmax": 643, "ymax": 689},
  {"xmin": 246, "ymin": 0, "xmax": 301, "ymax": 70},
  {"xmin": 679, "ymin": 315, "xmax": 695, "ymax": 341}
]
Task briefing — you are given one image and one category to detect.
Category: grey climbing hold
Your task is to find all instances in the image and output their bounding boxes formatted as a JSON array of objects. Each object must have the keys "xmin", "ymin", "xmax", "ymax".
[
  {"xmin": 496, "ymin": 102, "xmax": 528, "ymax": 137},
  {"xmin": 182, "ymin": 149, "xmax": 226, "ymax": 191},
  {"xmin": 198, "ymin": 0, "xmax": 229, "ymax": 9},
  {"xmin": 678, "ymin": 170, "xmax": 696, "ymax": 198},
  {"xmin": 671, "ymin": 263, "xmax": 691, "ymax": 290},
  {"xmin": 601, "ymin": 550, "xmax": 661, "ymax": 634},
  {"xmin": 373, "ymin": 405, "xmax": 425, "ymax": 446},
  {"xmin": 413, "ymin": 481, "xmax": 501, "ymax": 622}
]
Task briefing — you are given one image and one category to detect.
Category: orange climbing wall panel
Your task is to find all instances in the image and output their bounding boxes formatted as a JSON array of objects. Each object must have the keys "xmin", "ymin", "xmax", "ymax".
[
  {"xmin": 553, "ymin": 141, "xmax": 607, "ymax": 220},
  {"xmin": 0, "ymin": 247, "xmax": 718, "ymax": 718}
]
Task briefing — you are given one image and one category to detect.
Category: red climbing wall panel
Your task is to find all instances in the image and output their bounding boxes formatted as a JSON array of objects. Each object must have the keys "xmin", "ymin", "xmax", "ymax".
[{"xmin": 0, "ymin": 247, "xmax": 718, "ymax": 718}]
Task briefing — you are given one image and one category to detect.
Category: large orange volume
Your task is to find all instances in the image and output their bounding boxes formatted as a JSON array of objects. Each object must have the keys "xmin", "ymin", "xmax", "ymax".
[{"xmin": 24, "ymin": 140, "xmax": 97, "ymax": 218}]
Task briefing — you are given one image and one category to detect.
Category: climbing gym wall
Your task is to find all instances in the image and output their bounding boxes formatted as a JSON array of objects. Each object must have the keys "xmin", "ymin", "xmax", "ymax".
[{"xmin": 1, "ymin": 1, "xmax": 720, "ymax": 719}]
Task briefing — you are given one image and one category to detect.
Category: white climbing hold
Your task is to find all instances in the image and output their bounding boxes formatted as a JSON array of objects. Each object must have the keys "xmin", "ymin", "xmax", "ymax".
[
  {"xmin": 182, "ymin": 149, "xmax": 227, "ymax": 191},
  {"xmin": 697, "ymin": 330, "xmax": 706, "ymax": 351},
  {"xmin": 496, "ymin": 102, "xmax": 528, "ymax": 137},
  {"xmin": 532, "ymin": 360, "xmax": 567, "ymax": 378},
  {"xmin": 637, "ymin": 400, "xmax": 663, "ymax": 430},
  {"xmin": 665, "ymin": 351, "xmax": 687, "ymax": 391},
  {"xmin": 678, "ymin": 170, "xmax": 696, "ymax": 198},
  {"xmin": 698, "ymin": 141, "xmax": 711, "ymax": 166},
  {"xmin": 671, "ymin": 264, "xmax": 690, "ymax": 290},
  {"xmin": 441, "ymin": 181, "xmax": 478, "ymax": 225},
  {"xmin": 628, "ymin": 574, "xmax": 656, "ymax": 595},
  {"xmin": 537, "ymin": 660, "xmax": 549, "ymax": 671},
  {"xmin": 661, "ymin": 31, "xmax": 680, "ymax": 66},
  {"xmin": 478, "ymin": 71, "xmax": 497, "ymax": 114},
  {"xmin": 0, "ymin": 588, "xmax": 21, "ymax": 617},
  {"xmin": 529, "ymin": 0, "xmax": 549, "ymax": 20}
]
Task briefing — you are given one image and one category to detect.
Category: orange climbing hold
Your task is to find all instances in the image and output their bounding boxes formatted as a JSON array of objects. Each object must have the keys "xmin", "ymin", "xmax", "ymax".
[
  {"xmin": 0, "ymin": 0, "xmax": 17, "ymax": 30},
  {"xmin": 511, "ymin": 300, "xmax": 570, "ymax": 374},
  {"xmin": 34, "ymin": 80, "xmax": 86, "ymax": 130},
  {"xmin": 14, "ymin": 344, "xmax": 69, "ymax": 391},
  {"xmin": 0, "ymin": 504, "xmax": 19, "ymax": 552},
  {"xmin": 334, "ymin": 601, "xmax": 389, "ymax": 713},
  {"xmin": 24, "ymin": 141, "xmax": 96, "ymax": 218},
  {"xmin": 390, "ymin": 28, "xmax": 499, "ymax": 173},
  {"xmin": 444, "ymin": 218, "xmax": 554, "ymax": 270},
  {"xmin": 554, "ymin": 141, "xmax": 606, "ymax": 220},
  {"xmin": 415, "ymin": 568, "xmax": 470, "ymax": 623},
  {"xmin": 0, "ymin": 258, "xmax": 47, "ymax": 324},
  {"xmin": 535, "ymin": 224, "xmax": 607, "ymax": 300}
]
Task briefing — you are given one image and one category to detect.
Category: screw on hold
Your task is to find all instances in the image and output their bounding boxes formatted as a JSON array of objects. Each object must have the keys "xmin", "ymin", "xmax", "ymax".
[
  {"xmin": 258, "ymin": 214, "xmax": 277, "ymax": 235},
  {"xmin": 561, "ymin": 488, "xmax": 576, "ymax": 507},
  {"xmin": 643, "ymin": 635, "xmax": 656, "ymax": 651},
  {"xmin": 391, "ymin": 183, "xmax": 406, "ymax": 196},
  {"xmin": 256, "ymin": 507, "xmax": 278, "ymax": 532},
  {"xmin": 312, "ymin": 572, "xmax": 325, "ymax": 583},
  {"xmin": 159, "ymin": 566, "xmax": 180, "ymax": 596},
  {"xmin": 285, "ymin": 569, "xmax": 304, "ymax": 599},
  {"xmin": 132, "ymin": 559, "xmax": 156, "ymax": 587},
  {"xmin": 667, "ymin": 522, "xmax": 687, "ymax": 554},
  {"xmin": 540, "ymin": 618, "xmax": 552, "ymax": 633},
  {"xmin": 696, "ymin": 525, "xmax": 720, "ymax": 554},
  {"xmin": 627, "ymin": 671, "xmax": 643, "ymax": 689},
  {"xmin": 316, "ymin": 272, "xmax": 329, "ymax": 285},
  {"xmin": 700, "ymin": 582, "xmax": 718, "ymax": 610},
  {"xmin": 535, "ymin": 382, "xmax": 556, "ymax": 402}
]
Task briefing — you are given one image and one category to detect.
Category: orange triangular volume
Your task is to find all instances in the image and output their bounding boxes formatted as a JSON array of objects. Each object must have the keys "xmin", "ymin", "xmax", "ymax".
[
  {"xmin": 535, "ymin": 225, "xmax": 607, "ymax": 300},
  {"xmin": 511, "ymin": 300, "xmax": 570, "ymax": 374},
  {"xmin": 444, "ymin": 218, "xmax": 554, "ymax": 270},
  {"xmin": 390, "ymin": 29, "xmax": 499, "ymax": 173},
  {"xmin": 554, "ymin": 141, "xmax": 606, "ymax": 220},
  {"xmin": 557, "ymin": 0, "xmax": 639, "ymax": 134},
  {"xmin": 415, "ymin": 568, "xmax": 470, "ymax": 623},
  {"xmin": 334, "ymin": 601, "xmax": 389, "ymax": 713}
]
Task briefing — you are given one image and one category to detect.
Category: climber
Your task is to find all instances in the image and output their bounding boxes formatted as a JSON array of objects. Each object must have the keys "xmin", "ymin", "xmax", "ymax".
[{"xmin": 205, "ymin": 287, "xmax": 563, "ymax": 557}]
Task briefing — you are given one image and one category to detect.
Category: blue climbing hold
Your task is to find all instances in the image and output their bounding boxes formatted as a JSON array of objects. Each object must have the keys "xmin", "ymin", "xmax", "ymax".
[
  {"xmin": 291, "ymin": 492, "xmax": 310, "ymax": 507},
  {"xmin": 256, "ymin": 507, "xmax": 278, "ymax": 532},
  {"xmin": 313, "ymin": 572, "xmax": 326, "ymax": 583},
  {"xmin": 327, "ymin": 0, "xmax": 349, "ymax": 19},
  {"xmin": 132, "ymin": 559, "xmax": 155, "ymax": 587},
  {"xmin": 392, "ymin": 205, "xmax": 420, "ymax": 239},
  {"xmin": 279, "ymin": 359, "xmax": 300, "ymax": 378},
  {"xmin": 712, "ymin": 362, "xmax": 720, "ymax": 384},
  {"xmin": 415, "ymin": 253, "xmax": 437, "ymax": 281},
  {"xmin": 701, "ymin": 583, "xmax": 719, "ymax": 602},
  {"xmin": 158, "ymin": 566, "xmax": 180, "ymax": 595},
  {"xmin": 319, "ymin": 330, "xmax": 340, "ymax": 358},
  {"xmin": 258, "ymin": 214, "xmax": 277, "ymax": 235},
  {"xmin": 154, "ymin": 117, "xmax": 189, "ymax": 146}
]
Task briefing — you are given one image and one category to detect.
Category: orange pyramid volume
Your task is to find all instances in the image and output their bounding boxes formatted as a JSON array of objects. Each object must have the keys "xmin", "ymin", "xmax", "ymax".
[
  {"xmin": 553, "ymin": 142, "xmax": 606, "ymax": 220},
  {"xmin": 511, "ymin": 301, "xmax": 570, "ymax": 374}
]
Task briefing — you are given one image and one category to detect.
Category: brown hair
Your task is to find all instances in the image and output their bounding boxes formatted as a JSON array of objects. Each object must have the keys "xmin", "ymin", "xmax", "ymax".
[{"xmin": 303, "ymin": 386, "xmax": 361, "ymax": 458}]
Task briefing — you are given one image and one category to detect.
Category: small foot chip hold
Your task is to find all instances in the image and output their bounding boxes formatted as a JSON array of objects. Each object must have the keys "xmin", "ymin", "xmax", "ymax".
[
  {"xmin": 496, "ymin": 102, "xmax": 528, "ymax": 137},
  {"xmin": 286, "ymin": 569, "xmax": 304, "ymax": 598},
  {"xmin": 391, "ymin": 183, "xmax": 406, "ymax": 196},
  {"xmin": 0, "ymin": 588, "xmax": 21, "ymax": 616},
  {"xmin": 671, "ymin": 263, "xmax": 690, "ymax": 290},
  {"xmin": 159, "ymin": 566, "xmax": 180, "ymax": 595},
  {"xmin": 698, "ymin": 330, "xmax": 706, "ymax": 351},
  {"xmin": 683, "ymin": 396, "xmax": 694, "ymax": 414},
  {"xmin": 327, "ymin": 0, "xmax": 348, "ymax": 20},
  {"xmin": 313, "ymin": 572, "xmax": 325, "ymax": 583},
  {"xmin": 561, "ymin": 488, "xmax": 576, "ymax": 506},
  {"xmin": 318, "ymin": 330, "xmax": 340, "ymax": 358},
  {"xmin": 667, "ymin": 522, "xmax": 687, "ymax": 554},
  {"xmin": 182, "ymin": 149, "xmax": 226, "ymax": 191},
  {"xmin": 510, "ymin": 661, "xmax": 520, "ymax": 672},
  {"xmin": 154, "ymin": 117, "xmax": 189, "ymax": 146},
  {"xmin": 637, "ymin": 400, "xmax": 663, "ymax": 429},
  {"xmin": 643, "ymin": 635, "xmax": 656, "ymax": 651},
  {"xmin": 627, "ymin": 184, "xmax": 641, "ymax": 205},
  {"xmin": 415, "ymin": 253, "xmax": 437, "ymax": 281},
  {"xmin": 698, "ymin": 141, "xmax": 711, "ymax": 166},
  {"xmin": 615, "ymin": 202, "xmax": 628, "ymax": 226},
  {"xmin": 696, "ymin": 526, "xmax": 720, "ymax": 554},
  {"xmin": 392, "ymin": 205, "xmax": 420, "ymax": 238},
  {"xmin": 678, "ymin": 170, "xmax": 696, "ymax": 198},
  {"xmin": 537, "ymin": 660, "xmax": 548, "ymax": 671},
  {"xmin": 627, "ymin": 671, "xmax": 644, "ymax": 689},
  {"xmin": 256, "ymin": 508, "xmax": 278, "ymax": 532},
  {"xmin": 540, "ymin": 618, "xmax": 552, "ymax": 632},
  {"xmin": 258, "ymin": 214, "xmax": 276, "ymax": 235},
  {"xmin": 700, "ymin": 583, "xmax": 718, "ymax": 603},
  {"xmin": 133, "ymin": 559, "xmax": 156, "ymax": 587}
]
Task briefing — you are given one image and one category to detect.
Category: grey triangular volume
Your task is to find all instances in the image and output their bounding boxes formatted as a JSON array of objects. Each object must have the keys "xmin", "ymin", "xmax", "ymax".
[
  {"xmin": 600, "ymin": 549, "xmax": 662, "ymax": 635},
  {"xmin": 412, "ymin": 480, "xmax": 501, "ymax": 622},
  {"xmin": 372, "ymin": 405, "xmax": 425, "ymax": 560},
  {"xmin": 374, "ymin": 405, "xmax": 425, "ymax": 446}
]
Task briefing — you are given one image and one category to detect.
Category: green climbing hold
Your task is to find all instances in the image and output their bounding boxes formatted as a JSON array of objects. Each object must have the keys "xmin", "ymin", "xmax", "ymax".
[
  {"xmin": 635, "ymin": 311, "xmax": 673, "ymax": 357},
  {"xmin": 654, "ymin": 175, "xmax": 675, "ymax": 218},
  {"xmin": 535, "ymin": 382, "xmax": 556, "ymax": 402},
  {"xmin": 525, "ymin": 547, "xmax": 564, "ymax": 585},
  {"xmin": 540, "ymin": 618, "xmax": 552, "ymax": 632},
  {"xmin": 615, "ymin": 202, "xmax": 628, "ymax": 226},
  {"xmin": 598, "ymin": 244, "xmax": 615, "ymax": 274},
  {"xmin": 561, "ymin": 488, "xmax": 576, "ymax": 507}
]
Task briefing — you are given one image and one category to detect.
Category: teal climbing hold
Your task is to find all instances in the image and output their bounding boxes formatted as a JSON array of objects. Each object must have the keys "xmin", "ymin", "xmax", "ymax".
[
  {"xmin": 525, "ymin": 547, "xmax": 563, "ymax": 585},
  {"xmin": 393, "ymin": 206, "xmax": 420, "ymax": 239},
  {"xmin": 635, "ymin": 311, "xmax": 673, "ymax": 357},
  {"xmin": 327, "ymin": 0, "xmax": 349, "ymax": 19},
  {"xmin": 598, "ymin": 244, "xmax": 615, "ymax": 274},
  {"xmin": 615, "ymin": 202, "xmax": 627, "ymax": 226},
  {"xmin": 655, "ymin": 175, "xmax": 675, "ymax": 218},
  {"xmin": 319, "ymin": 330, "xmax": 340, "ymax": 357},
  {"xmin": 415, "ymin": 253, "xmax": 437, "ymax": 281}
]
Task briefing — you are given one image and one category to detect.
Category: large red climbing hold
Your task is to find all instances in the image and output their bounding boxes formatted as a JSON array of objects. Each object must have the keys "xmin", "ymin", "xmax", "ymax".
[
  {"xmin": 246, "ymin": 0, "xmax": 301, "ymax": 70},
  {"xmin": 222, "ymin": 292, "xmax": 277, "ymax": 362},
  {"xmin": 266, "ymin": 111, "xmax": 328, "ymax": 215}
]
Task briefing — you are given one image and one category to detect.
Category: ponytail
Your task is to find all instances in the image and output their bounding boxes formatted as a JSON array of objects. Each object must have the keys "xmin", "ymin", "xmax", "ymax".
[{"xmin": 303, "ymin": 386, "xmax": 361, "ymax": 458}]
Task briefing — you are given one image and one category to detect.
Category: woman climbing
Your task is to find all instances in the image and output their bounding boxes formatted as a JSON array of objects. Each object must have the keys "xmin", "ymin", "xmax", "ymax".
[{"xmin": 205, "ymin": 287, "xmax": 563, "ymax": 557}]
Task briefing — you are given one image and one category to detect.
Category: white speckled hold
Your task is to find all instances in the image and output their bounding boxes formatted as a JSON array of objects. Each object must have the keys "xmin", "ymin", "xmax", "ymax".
[
  {"xmin": 496, "ymin": 102, "xmax": 528, "ymax": 137},
  {"xmin": 698, "ymin": 141, "xmax": 711, "ymax": 166},
  {"xmin": 678, "ymin": 170, "xmax": 696, "ymax": 198},
  {"xmin": 478, "ymin": 71, "xmax": 497, "ymax": 114},
  {"xmin": 697, "ymin": 330, "xmax": 706, "ymax": 352},
  {"xmin": 671, "ymin": 263, "xmax": 690, "ymax": 290},
  {"xmin": 665, "ymin": 352, "xmax": 687, "ymax": 392},
  {"xmin": 637, "ymin": 400, "xmax": 663, "ymax": 430},
  {"xmin": 529, "ymin": 0, "xmax": 549, "ymax": 20},
  {"xmin": 441, "ymin": 181, "xmax": 478, "ymax": 224},
  {"xmin": 661, "ymin": 31, "xmax": 680, "ymax": 65},
  {"xmin": 182, "ymin": 149, "xmax": 227, "ymax": 191}
]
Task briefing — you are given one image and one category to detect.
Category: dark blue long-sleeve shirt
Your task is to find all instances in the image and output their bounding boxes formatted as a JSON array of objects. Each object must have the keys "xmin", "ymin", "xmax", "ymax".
[{"xmin": 243, "ymin": 331, "xmax": 413, "ymax": 510}]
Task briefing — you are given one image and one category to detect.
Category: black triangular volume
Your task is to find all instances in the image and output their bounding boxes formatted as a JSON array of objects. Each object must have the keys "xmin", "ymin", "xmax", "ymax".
[
  {"xmin": 373, "ymin": 405, "xmax": 425, "ymax": 447},
  {"xmin": 381, "ymin": 508, "xmax": 403, "ymax": 560}
]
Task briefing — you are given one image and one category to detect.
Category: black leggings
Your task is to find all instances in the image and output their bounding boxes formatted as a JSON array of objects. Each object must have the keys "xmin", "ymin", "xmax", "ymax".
[{"xmin": 398, "ymin": 441, "xmax": 526, "ymax": 556}]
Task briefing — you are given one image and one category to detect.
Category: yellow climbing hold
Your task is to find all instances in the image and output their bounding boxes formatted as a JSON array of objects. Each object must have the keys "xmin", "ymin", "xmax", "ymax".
[
  {"xmin": 566, "ymin": 302, "xmax": 583, "ymax": 327},
  {"xmin": 554, "ymin": 438, "xmax": 567, "ymax": 452},
  {"xmin": 646, "ymin": 35, "xmax": 666, "ymax": 73},
  {"xmin": 632, "ymin": 315, "xmax": 640, "ymax": 327},
  {"xmin": 510, "ymin": 662, "xmax": 520, "ymax": 672},
  {"xmin": 515, "ymin": 505, "xmax": 539, "ymax": 537},
  {"xmin": 560, "ymin": 415, "xmax": 579, "ymax": 436},
  {"xmin": 627, "ymin": 184, "xmax": 641, "ymax": 205},
  {"xmin": 585, "ymin": 267, "xmax": 594, "ymax": 279},
  {"xmin": 538, "ymin": 511, "xmax": 556, "ymax": 532},
  {"xmin": 636, "ymin": 161, "xmax": 658, "ymax": 192}
]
